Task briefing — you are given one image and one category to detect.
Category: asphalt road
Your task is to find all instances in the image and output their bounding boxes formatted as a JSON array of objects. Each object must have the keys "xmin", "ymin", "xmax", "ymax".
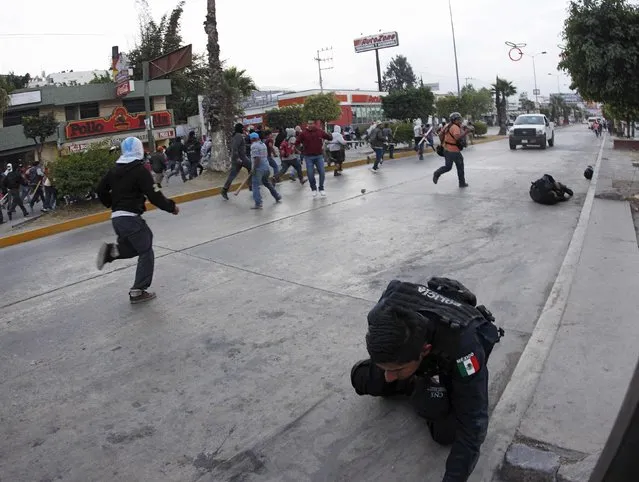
[{"xmin": 0, "ymin": 126, "xmax": 603, "ymax": 482}]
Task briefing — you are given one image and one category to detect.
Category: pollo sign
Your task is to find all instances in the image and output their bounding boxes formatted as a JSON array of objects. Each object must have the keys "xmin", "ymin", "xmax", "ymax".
[
  {"xmin": 65, "ymin": 106, "xmax": 172, "ymax": 140},
  {"xmin": 353, "ymin": 32, "xmax": 399, "ymax": 53}
]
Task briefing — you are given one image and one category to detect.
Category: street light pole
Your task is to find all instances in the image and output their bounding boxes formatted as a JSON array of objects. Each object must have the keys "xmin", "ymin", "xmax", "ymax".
[
  {"xmin": 448, "ymin": 0, "xmax": 461, "ymax": 97},
  {"xmin": 529, "ymin": 51, "xmax": 546, "ymax": 105}
]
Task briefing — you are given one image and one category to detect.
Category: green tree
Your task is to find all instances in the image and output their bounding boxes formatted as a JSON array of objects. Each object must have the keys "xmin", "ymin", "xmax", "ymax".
[
  {"xmin": 89, "ymin": 71, "xmax": 114, "ymax": 84},
  {"xmin": 302, "ymin": 93, "xmax": 342, "ymax": 126},
  {"xmin": 219, "ymin": 66, "xmax": 257, "ymax": 150},
  {"xmin": 22, "ymin": 113, "xmax": 58, "ymax": 164},
  {"xmin": 461, "ymin": 85, "xmax": 494, "ymax": 120},
  {"xmin": 381, "ymin": 55, "xmax": 417, "ymax": 92},
  {"xmin": 492, "ymin": 77, "xmax": 517, "ymax": 135},
  {"xmin": 519, "ymin": 92, "xmax": 536, "ymax": 113},
  {"xmin": 266, "ymin": 105, "xmax": 304, "ymax": 129},
  {"xmin": 0, "ymin": 72, "xmax": 31, "ymax": 91},
  {"xmin": 129, "ymin": 1, "xmax": 209, "ymax": 123},
  {"xmin": 436, "ymin": 94, "xmax": 463, "ymax": 119},
  {"xmin": 560, "ymin": 0, "xmax": 639, "ymax": 110},
  {"xmin": 52, "ymin": 143, "xmax": 119, "ymax": 198},
  {"xmin": 382, "ymin": 87, "xmax": 435, "ymax": 121}
]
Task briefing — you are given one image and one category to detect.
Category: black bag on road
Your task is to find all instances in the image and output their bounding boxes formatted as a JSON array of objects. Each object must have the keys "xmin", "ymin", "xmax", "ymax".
[{"xmin": 530, "ymin": 174, "xmax": 574, "ymax": 205}]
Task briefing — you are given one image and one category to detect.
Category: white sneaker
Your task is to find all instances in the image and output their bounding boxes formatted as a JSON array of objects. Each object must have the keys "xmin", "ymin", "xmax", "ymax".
[
  {"xmin": 370, "ymin": 167, "xmax": 379, "ymax": 173},
  {"xmin": 319, "ymin": 190, "xmax": 326, "ymax": 197},
  {"xmin": 312, "ymin": 190, "xmax": 318, "ymax": 198}
]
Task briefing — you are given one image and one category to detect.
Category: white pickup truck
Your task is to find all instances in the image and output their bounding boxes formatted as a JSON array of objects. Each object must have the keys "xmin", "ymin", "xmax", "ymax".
[{"xmin": 509, "ymin": 114, "xmax": 555, "ymax": 150}]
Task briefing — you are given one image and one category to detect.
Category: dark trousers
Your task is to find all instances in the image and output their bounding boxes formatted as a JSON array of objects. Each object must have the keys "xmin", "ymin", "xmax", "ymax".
[
  {"xmin": 435, "ymin": 151, "xmax": 466, "ymax": 185},
  {"xmin": 8, "ymin": 188, "xmax": 28, "ymax": 216},
  {"xmin": 277, "ymin": 158, "xmax": 304, "ymax": 181},
  {"xmin": 350, "ymin": 359, "xmax": 457, "ymax": 446},
  {"xmin": 188, "ymin": 160, "xmax": 199, "ymax": 179},
  {"xmin": 30, "ymin": 185, "xmax": 47, "ymax": 209},
  {"xmin": 384, "ymin": 144, "xmax": 395, "ymax": 159},
  {"xmin": 44, "ymin": 186, "xmax": 56, "ymax": 210},
  {"xmin": 112, "ymin": 216, "xmax": 154, "ymax": 291},
  {"xmin": 223, "ymin": 160, "xmax": 252, "ymax": 191}
]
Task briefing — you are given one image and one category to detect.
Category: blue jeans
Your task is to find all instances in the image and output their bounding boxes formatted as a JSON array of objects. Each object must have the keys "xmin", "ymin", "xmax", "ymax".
[
  {"xmin": 372, "ymin": 147, "xmax": 384, "ymax": 169},
  {"xmin": 252, "ymin": 166, "xmax": 280, "ymax": 206},
  {"xmin": 267, "ymin": 156, "xmax": 279, "ymax": 177},
  {"xmin": 305, "ymin": 155, "xmax": 325, "ymax": 191}
]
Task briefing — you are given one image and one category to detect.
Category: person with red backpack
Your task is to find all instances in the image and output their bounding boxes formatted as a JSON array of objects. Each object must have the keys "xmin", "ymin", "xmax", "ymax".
[{"xmin": 275, "ymin": 128, "xmax": 306, "ymax": 184}]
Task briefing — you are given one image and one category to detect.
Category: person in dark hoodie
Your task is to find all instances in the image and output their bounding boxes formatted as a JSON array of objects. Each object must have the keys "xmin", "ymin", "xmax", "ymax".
[
  {"xmin": 297, "ymin": 120, "xmax": 332, "ymax": 197},
  {"xmin": 96, "ymin": 137, "xmax": 179, "ymax": 304},
  {"xmin": 221, "ymin": 123, "xmax": 253, "ymax": 200},
  {"xmin": 184, "ymin": 131, "xmax": 201, "ymax": 179}
]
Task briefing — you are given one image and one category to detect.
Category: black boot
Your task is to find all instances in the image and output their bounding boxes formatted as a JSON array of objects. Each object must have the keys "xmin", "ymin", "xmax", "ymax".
[{"xmin": 221, "ymin": 189, "xmax": 229, "ymax": 200}]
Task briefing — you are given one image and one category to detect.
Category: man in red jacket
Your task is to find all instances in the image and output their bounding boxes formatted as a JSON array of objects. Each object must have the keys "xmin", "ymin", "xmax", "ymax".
[{"xmin": 297, "ymin": 120, "xmax": 332, "ymax": 197}]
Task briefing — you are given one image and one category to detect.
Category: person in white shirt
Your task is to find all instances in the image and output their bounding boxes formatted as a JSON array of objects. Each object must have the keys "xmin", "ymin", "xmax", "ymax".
[{"xmin": 328, "ymin": 125, "xmax": 348, "ymax": 176}]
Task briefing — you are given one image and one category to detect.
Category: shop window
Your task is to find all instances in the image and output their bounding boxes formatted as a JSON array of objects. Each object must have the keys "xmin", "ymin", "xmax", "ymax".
[
  {"xmin": 123, "ymin": 98, "xmax": 152, "ymax": 114},
  {"xmin": 65, "ymin": 105, "xmax": 78, "ymax": 121},
  {"xmin": 2, "ymin": 108, "xmax": 40, "ymax": 127},
  {"xmin": 79, "ymin": 102, "xmax": 99, "ymax": 119}
]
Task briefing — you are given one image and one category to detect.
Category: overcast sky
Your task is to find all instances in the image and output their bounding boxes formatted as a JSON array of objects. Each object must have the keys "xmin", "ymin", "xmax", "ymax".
[{"xmin": 1, "ymin": 0, "xmax": 574, "ymax": 98}]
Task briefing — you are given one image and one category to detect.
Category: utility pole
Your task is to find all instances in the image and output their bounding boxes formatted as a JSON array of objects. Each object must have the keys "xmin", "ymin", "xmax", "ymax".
[
  {"xmin": 449, "ymin": 0, "xmax": 461, "ymax": 97},
  {"xmin": 314, "ymin": 47, "xmax": 333, "ymax": 93}
]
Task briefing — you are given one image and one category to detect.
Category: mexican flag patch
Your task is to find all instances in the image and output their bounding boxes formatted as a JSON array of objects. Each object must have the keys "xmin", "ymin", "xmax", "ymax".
[{"xmin": 456, "ymin": 353, "xmax": 480, "ymax": 377}]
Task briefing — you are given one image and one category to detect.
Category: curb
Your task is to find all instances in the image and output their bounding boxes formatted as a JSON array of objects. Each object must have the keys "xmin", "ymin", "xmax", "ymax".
[
  {"xmin": 0, "ymin": 136, "xmax": 505, "ymax": 250},
  {"xmin": 469, "ymin": 133, "xmax": 607, "ymax": 482}
]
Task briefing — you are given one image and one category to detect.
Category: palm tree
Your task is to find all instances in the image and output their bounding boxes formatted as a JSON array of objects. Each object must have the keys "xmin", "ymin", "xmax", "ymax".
[
  {"xmin": 223, "ymin": 67, "xmax": 257, "ymax": 99},
  {"xmin": 491, "ymin": 77, "xmax": 517, "ymax": 135},
  {"xmin": 204, "ymin": 0, "xmax": 228, "ymax": 171}
]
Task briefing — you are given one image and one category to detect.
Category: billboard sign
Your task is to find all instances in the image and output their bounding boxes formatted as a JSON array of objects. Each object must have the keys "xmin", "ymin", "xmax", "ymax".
[
  {"xmin": 111, "ymin": 52, "xmax": 134, "ymax": 98},
  {"xmin": 65, "ymin": 106, "xmax": 172, "ymax": 140},
  {"xmin": 354, "ymin": 32, "xmax": 399, "ymax": 53}
]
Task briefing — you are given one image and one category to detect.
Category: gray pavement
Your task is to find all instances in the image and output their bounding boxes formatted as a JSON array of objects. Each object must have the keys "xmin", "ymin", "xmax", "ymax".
[
  {"xmin": 497, "ymin": 138, "xmax": 639, "ymax": 482},
  {"xmin": 0, "ymin": 126, "xmax": 601, "ymax": 481}
]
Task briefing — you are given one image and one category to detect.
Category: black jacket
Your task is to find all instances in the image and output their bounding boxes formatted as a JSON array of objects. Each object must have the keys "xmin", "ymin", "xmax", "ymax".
[
  {"xmin": 3, "ymin": 171, "xmax": 27, "ymax": 190},
  {"xmin": 97, "ymin": 160, "xmax": 176, "ymax": 215},
  {"xmin": 359, "ymin": 280, "xmax": 502, "ymax": 482},
  {"xmin": 185, "ymin": 138, "xmax": 201, "ymax": 163},
  {"xmin": 165, "ymin": 141, "xmax": 183, "ymax": 162}
]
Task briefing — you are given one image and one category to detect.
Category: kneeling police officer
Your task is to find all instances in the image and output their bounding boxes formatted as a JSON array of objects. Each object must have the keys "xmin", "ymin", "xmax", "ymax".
[{"xmin": 351, "ymin": 278, "xmax": 504, "ymax": 482}]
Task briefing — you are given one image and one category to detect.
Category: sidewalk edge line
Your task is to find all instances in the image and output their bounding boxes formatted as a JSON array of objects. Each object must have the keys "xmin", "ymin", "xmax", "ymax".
[
  {"xmin": 470, "ymin": 134, "xmax": 607, "ymax": 482},
  {"xmin": 0, "ymin": 136, "xmax": 505, "ymax": 250}
]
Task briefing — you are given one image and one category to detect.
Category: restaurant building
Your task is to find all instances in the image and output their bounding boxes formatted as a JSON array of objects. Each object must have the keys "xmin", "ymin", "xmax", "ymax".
[
  {"xmin": 0, "ymin": 80, "xmax": 175, "ymax": 166},
  {"xmin": 239, "ymin": 89, "xmax": 388, "ymax": 128}
]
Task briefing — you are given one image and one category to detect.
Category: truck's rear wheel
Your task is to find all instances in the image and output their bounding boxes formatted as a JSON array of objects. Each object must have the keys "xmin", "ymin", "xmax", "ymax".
[
  {"xmin": 548, "ymin": 134, "xmax": 554, "ymax": 147},
  {"xmin": 509, "ymin": 142, "xmax": 517, "ymax": 150}
]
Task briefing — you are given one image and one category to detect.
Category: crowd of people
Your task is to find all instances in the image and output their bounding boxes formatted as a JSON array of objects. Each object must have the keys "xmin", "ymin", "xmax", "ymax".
[{"xmin": 0, "ymin": 159, "xmax": 55, "ymax": 224}]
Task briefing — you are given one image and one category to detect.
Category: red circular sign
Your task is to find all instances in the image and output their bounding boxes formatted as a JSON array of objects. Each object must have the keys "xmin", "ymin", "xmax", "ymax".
[{"xmin": 509, "ymin": 47, "xmax": 523, "ymax": 62}]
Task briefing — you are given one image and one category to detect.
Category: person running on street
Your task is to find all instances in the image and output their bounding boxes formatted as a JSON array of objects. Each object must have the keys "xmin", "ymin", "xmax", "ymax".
[
  {"xmin": 433, "ymin": 112, "xmax": 469, "ymax": 188},
  {"xmin": 27, "ymin": 160, "xmax": 49, "ymax": 212},
  {"xmin": 382, "ymin": 123, "xmax": 395, "ymax": 159},
  {"xmin": 165, "ymin": 138, "xmax": 187, "ymax": 183},
  {"xmin": 275, "ymin": 128, "xmax": 306, "ymax": 184},
  {"xmin": 185, "ymin": 131, "xmax": 201, "ymax": 179},
  {"xmin": 262, "ymin": 129, "xmax": 280, "ymax": 181},
  {"xmin": 2, "ymin": 163, "xmax": 29, "ymax": 220},
  {"xmin": 369, "ymin": 122, "xmax": 385, "ymax": 173},
  {"xmin": 297, "ymin": 120, "xmax": 333, "ymax": 197},
  {"xmin": 249, "ymin": 132, "xmax": 281, "ymax": 209},
  {"xmin": 414, "ymin": 122, "xmax": 424, "ymax": 160},
  {"xmin": 96, "ymin": 137, "xmax": 179, "ymax": 304},
  {"xmin": 328, "ymin": 125, "xmax": 347, "ymax": 176},
  {"xmin": 222, "ymin": 123, "xmax": 253, "ymax": 200}
]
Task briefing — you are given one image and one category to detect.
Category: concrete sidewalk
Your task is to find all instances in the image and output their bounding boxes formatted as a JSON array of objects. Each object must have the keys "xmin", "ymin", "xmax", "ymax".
[{"xmin": 497, "ymin": 141, "xmax": 639, "ymax": 481}]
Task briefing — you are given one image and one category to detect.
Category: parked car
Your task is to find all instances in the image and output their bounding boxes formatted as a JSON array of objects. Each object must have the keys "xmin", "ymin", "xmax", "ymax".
[{"xmin": 509, "ymin": 114, "xmax": 555, "ymax": 150}]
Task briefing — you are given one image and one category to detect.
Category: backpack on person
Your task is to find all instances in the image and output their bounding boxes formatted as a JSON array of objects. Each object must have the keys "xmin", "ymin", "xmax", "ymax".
[
  {"xmin": 279, "ymin": 139, "xmax": 293, "ymax": 159},
  {"xmin": 27, "ymin": 166, "xmax": 41, "ymax": 186},
  {"xmin": 529, "ymin": 174, "xmax": 574, "ymax": 205}
]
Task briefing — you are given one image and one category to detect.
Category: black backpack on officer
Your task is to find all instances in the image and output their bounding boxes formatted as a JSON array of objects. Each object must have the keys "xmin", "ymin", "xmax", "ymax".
[{"xmin": 530, "ymin": 174, "xmax": 574, "ymax": 205}]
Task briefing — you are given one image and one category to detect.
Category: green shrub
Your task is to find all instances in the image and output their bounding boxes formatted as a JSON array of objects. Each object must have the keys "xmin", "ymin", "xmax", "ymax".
[
  {"xmin": 53, "ymin": 144, "xmax": 119, "ymax": 198},
  {"xmin": 393, "ymin": 122, "xmax": 415, "ymax": 145},
  {"xmin": 473, "ymin": 121, "xmax": 487, "ymax": 136}
]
